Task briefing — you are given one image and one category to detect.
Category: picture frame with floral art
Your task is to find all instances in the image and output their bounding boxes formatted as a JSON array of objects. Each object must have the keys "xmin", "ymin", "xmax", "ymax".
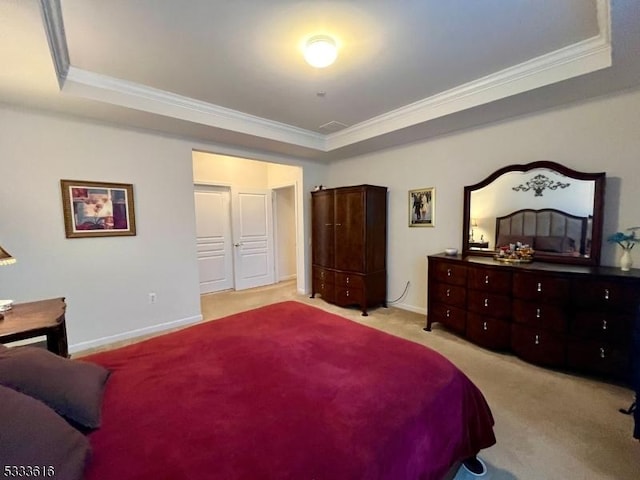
[
  {"xmin": 60, "ymin": 180, "xmax": 136, "ymax": 238},
  {"xmin": 409, "ymin": 187, "xmax": 435, "ymax": 227}
]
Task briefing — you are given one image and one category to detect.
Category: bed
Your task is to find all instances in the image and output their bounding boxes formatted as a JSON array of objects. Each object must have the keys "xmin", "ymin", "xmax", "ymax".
[
  {"xmin": 495, "ymin": 208, "xmax": 590, "ymax": 256},
  {"xmin": 1, "ymin": 301, "xmax": 495, "ymax": 480}
]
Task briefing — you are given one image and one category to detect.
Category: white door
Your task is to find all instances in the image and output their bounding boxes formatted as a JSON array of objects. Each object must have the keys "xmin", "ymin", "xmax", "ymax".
[
  {"xmin": 194, "ymin": 186, "xmax": 233, "ymax": 294},
  {"xmin": 231, "ymin": 188, "xmax": 275, "ymax": 290}
]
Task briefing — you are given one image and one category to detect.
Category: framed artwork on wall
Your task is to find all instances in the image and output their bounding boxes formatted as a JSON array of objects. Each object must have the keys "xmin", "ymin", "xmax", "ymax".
[
  {"xmin": 409, "ymin": 187, "xmax": 435, "ymax": 227},
  {"xmin": 60, "ymin": 179, "xmax": 136, "ymax": 238}
]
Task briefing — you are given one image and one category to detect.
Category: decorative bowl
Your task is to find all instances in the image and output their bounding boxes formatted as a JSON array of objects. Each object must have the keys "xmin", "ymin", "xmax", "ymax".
[
  {"xmin": 444, "ymin": 248, "xmax": 458, "ymax": 256},
  {"xmin": 0, "ymin": 299, "xmax": 14, "ymax": 312}
]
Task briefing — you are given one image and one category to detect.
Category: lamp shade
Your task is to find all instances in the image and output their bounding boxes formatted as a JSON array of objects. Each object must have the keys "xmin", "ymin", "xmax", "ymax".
[
  {"xmin": 303, "ymin": 35, "xmax": 338, "ymax": 68},
  {"xmin": 0, "ymin": 245, "xmax": 16, "ymax": 266}
]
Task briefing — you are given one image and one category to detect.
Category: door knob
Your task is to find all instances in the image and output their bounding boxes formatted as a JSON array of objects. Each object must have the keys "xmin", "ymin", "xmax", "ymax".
[{"xmin": 234, "ymin": 242, "xmax": 242, "ymax": 247}]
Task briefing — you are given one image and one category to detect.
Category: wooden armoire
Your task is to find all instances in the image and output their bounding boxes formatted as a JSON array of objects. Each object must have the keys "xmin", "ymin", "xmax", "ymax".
[{"xmin": 310, "ymin": 184, "xmax": 387, "ymax": 315}]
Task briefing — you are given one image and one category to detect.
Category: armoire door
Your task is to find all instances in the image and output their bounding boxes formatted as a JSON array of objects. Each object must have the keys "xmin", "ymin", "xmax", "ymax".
[
  {"xmin": 335, "ymin": 188, "xmax": 365, "ymax": 272},
  {"xmin": 312, "ymin": 190, "xmax": 335, "ymax": 268}
]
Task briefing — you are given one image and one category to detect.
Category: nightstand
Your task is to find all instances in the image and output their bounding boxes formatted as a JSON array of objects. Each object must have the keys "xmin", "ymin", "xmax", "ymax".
[{"xmin": 0, "ymin": 297, "xmax": 68, "ymax": 357}]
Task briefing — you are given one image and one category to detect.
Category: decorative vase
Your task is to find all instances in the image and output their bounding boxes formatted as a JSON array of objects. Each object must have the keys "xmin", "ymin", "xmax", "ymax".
[{"xmin": 620, "ymin": 248, "xmax": 633, "ymax": 271}]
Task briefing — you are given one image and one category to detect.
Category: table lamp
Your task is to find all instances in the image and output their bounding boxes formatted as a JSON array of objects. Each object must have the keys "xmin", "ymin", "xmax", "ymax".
[{"xmin": 0, "ymin": 244, "xmax": 16, "ymax": 320}]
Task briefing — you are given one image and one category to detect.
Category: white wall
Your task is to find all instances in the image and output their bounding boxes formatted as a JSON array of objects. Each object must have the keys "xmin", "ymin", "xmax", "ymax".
[
  {"xmin": 0, "ymin": 107, "xmax": 202, "ymax": 352},
  {"xmin": 325, "ymin": 87, "xmax": 640, "ymax": 314},
  {"xmin": 0, "ymin": 107, "xmax": 327, "ymax": 352}
]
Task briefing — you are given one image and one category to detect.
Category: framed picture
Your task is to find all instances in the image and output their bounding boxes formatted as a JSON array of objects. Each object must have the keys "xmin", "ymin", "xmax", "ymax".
[
  {"xmin": 60, "ymin": 179, "xmax": 136, "ymax": 238},
  {"xmin": 409, "ymin": 187, "xmax": 435, "ymax": 227}
]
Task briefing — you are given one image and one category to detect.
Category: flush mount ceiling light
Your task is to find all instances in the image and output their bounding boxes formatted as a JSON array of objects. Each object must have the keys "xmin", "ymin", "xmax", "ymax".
[{"xmin": 303, "ymin": 35, "xmax": 338, "ymax": 68}]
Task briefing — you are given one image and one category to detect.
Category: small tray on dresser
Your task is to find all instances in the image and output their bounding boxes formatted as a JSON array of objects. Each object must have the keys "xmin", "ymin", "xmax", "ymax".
[{"xmin": 493, "ymin": 255, "xmax": 533, "ymax": 264}]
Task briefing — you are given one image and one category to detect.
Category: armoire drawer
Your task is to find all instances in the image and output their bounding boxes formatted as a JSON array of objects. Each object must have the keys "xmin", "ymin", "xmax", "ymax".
[
  {"xmin": 334, "ymin": 272, "xmax": 364, "ymax": 289},
  {"xmin": 315, "ymin": 280, "xmax": 335, "ymax": 303},
  {"xmin": 468, "ymin": 267, "xmax": 511, "ymax": 293},
  {"xmin": 512, "ymin": 272, "xmax": 569, "ymax": 303},
  {"xmin": 512, "ymin": 300, "xmax": 568, "ymax": 333},
  {"xmin": 466, "ymin": 313, "xmax": 511, "ymax": 350},
  {"xmin": 510, "ymin": 323, "xmax": 566, "ymax": 367},
  {"xmin": 429, "ymin": 302, "xmax": 466, "ymax": 334},
  {"xmin": 432, "ymin": 283, "xmax": 467, "ymax": 308},
  {"xmin": 313, "ymin": 267, "xmax": 335, "ymax": 284},
  {"xmin": 335, "ymin": 287, "xmax": 363, "ymax": 307},
  {"xmin": 467, "ymin": 290, "xmax": 511, "ymax": 319}
]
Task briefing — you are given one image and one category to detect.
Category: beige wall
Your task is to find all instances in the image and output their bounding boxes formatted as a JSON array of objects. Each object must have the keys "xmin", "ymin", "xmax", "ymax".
[{"xmin": 326, "ymin": 87, "xmax": 640, "ymax": 314}]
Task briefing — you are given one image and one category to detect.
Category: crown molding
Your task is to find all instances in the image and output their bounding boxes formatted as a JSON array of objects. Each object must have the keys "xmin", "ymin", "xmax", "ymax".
[
  {"xmin": 62, "ymin": 67, "xmax": 325, "ymax": 150},
  {"xmin": 326, "ymin": 0, "xmax": 612, "ymax": 150},
  {"xmin": 39, "ymin": 0, "xmax": 69, "ymax": 87},
  {"xmin": 40, "ymin": 0, "xmax": 611, "ymax": 154}
]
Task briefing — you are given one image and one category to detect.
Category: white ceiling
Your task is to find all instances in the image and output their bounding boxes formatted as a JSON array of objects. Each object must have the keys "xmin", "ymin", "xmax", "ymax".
[{"xmin": 1, "ymin": 0, "xmax": 639, "ymax": 162}]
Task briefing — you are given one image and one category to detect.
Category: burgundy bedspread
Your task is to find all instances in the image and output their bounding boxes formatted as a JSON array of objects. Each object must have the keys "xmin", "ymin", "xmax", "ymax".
[{"xmin": 83, "ymin": 301, "xmax": 495, "ymax": 480}]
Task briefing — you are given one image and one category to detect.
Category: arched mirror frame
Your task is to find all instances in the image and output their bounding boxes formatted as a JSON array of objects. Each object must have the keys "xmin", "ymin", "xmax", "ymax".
[{"xmin": 462, "ymin": 161, "xmax": 605, "ymax": 266}]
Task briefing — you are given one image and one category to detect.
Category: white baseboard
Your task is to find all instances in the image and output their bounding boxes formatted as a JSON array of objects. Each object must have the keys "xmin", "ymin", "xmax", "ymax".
[
  {"xmin": 278, "ymin": 273, "xmax": 297, "ymax": 281},
  {"xmin": 69, "ymin": 314, "xmax": 203, "ymax": 354},
  {"xmin": 392, "ymin": 302, "xmax": 427, "ymax": 315}
]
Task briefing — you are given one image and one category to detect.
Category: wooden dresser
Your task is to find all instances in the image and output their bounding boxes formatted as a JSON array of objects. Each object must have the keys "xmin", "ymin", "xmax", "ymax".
[
  {"xmin": 311, "ymin": 185, "xmax": 387, "ymax": 316},
  {"xmin": 427, "ymin": 253, "xmax": 640, "ymax": 383}
]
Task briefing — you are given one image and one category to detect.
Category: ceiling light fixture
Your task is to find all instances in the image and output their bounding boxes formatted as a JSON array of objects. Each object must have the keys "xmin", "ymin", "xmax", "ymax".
[{"xmin": 303, "ymin": 35, "xmax": 338, "ymax": 68}]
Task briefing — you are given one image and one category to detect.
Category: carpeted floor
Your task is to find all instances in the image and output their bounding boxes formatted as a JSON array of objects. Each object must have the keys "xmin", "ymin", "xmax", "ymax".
[{"xmin": 201, "ymin": 280, "xmax": 640, "ymax": 480}]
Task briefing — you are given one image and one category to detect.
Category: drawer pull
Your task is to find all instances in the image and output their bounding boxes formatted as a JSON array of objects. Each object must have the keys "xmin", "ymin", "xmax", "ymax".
[
  {"xmin": 446, "ymin": 309, "xmax": 450, "ymax": 318},
  {"xmin": 483, "ymin": 298, "xmax": 489, "ymax": 307},
  {"xmin": 346, "ymin": 290, "xmax": 350, "ymax": 297},
  {"xmin": 602, "ymin": 319, "xmax": 607, "ymax": 330},
  {"xmin": 321, "ymin": 283, "xmax": 324, "ymax": 289},
  {"xmin": 447, "ymin": 268, "xmax": 452, "ymax": 277},
  {"xmin": 446, "ymin": 288, "xmax": 451, "ymax": 297},
  {"xmin": 536, "ymin": 308, "xmax": 541, "ymax": 319},
  {"xmin": 604, "ymin": 289, "xmax": 609, "ymax": 300},
  {"xmin": 346, "ymin": 277, "xmax": 350, "ymax": 284},
  {"xmin": 600, "ymin": 347, "xmax": 606, "ymax": 359},
  {"xmin": 534, "ymin": 334, "xmax": 540, "ymax": 345},
  {"xmin": 485, "ymin": 275, "xmax": 489, "ymax": 284},
  {"xmin": 483, "ymin": 321, "xmax": 488, "ymax": 331},
  {"xmin": 324, "ymin": 223, "xmax": 332, "ymax": 226},
  {"xmin": 537, "ymin": 282, "xmax": 542, "ymax": 292}
]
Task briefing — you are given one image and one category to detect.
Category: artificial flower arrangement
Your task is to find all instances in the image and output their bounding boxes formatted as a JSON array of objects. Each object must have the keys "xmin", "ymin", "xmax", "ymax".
[
  {"xmin": 494, "ymin": 241, "xmax": 535, "ymax": 263},
  {"xmin": 607, "ymin": 226, "xmax": 640, "ymax": 250}
]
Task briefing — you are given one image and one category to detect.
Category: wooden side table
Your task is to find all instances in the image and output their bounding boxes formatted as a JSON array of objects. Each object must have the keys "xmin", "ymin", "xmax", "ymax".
[{"xmin": 0, "ymin": 297, "xmax": 68, "ymax": 357}]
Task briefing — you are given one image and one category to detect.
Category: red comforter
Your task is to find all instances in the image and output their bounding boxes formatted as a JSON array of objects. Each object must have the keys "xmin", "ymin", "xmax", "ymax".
[{"xmin": 84, "ymin": 301, "xmax": 495, "ymax": 479}]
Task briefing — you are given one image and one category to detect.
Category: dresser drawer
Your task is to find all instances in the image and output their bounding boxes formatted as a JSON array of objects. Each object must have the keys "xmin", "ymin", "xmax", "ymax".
[
  {"xmin": 571, "ymin": 311, "xmax": 632, "ymax": 342},
  {"xmin": 468, "ymin": 267, "xmax": 511, "ymax": 293},
  {"xmin": 334, "ymin": 286, "xmax": 362, "ymax": 306},
  {"xmin": 430, "ymin": 302, "xmax": 466, "ymax": 334},
  {"xmin": 432, "ymin": 282, "xmax": 467, "ymax": 308},
  {"xmin": 510, "ymin": 323, "xmax": 566, "ymax": 367},
  {"xmin": 512, "ymin": 300, "xmax": 568, "ymax": 333},
  {"xmin": 431, "ymin": 260, "xmax": 467, "ymax": 286},
  {"xmin": 335, "ymin": 272, "xmax": 364, "ymax": 289},
  {"xmin": 572, "ymin": 280, "xmax": 636, "ymax": 311},
  {"xmin": 566, "ymin": 338, "xmax": 630, "ymax": 379},
  {"xmin": 466, "ymin": 313, "xmax": 511, "ymax": 350},
  {"xmin": 467, "ymin": 290, "xmax": 511, "ymax": 319},
  {"xmin": 512, "ymin": 272, "xmax": 569, "ymax": 303}
]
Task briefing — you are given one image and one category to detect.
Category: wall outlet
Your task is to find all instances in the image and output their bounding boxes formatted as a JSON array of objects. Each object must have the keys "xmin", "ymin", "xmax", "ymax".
[{"xmin": 148, "ymin": 292, "xmax": 157, "ymax": 304}]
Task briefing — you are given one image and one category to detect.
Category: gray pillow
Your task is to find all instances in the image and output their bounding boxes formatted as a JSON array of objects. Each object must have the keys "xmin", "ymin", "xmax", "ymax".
[
  {"xmin": 534, "ymin": 235, "xmax": 571, "ymax": 253},
  {"xmin": 0, "ymin": 346, "xmax": 110, "ymax": 429},
  {"xmin": 0, "ymin": 385, "xmax": 90, "ymax": 479}
]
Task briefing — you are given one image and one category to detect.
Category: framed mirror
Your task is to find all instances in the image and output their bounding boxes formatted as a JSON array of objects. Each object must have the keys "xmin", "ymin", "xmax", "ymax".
[{"xmin": 462, "ymin": 161, "xmax": 605, "ymax": 266}]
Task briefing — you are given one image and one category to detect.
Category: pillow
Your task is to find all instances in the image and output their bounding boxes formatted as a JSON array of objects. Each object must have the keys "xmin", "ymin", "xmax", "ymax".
[
  {"xmin": 534, "ymin": 235, "xmax": 571, "ymax": 253},
  {"xmin": 496, "ymin": 234, "xmax": 534, "ymax": 248},
  {"xmin": 0, "ymin": 346, "xmax": 110, "ymax": 429},
  {"xmin": 0, "ymin": 385, "xmax": 90, "ymax": 479}
]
